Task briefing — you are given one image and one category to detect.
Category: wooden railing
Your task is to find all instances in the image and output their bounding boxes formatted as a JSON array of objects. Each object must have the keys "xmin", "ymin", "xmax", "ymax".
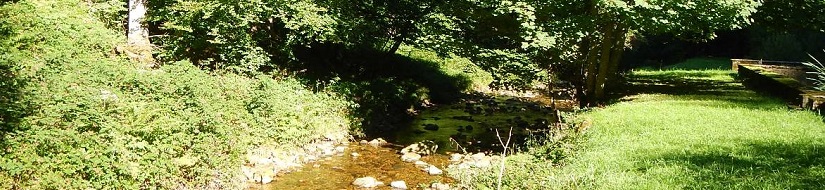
[{"xmin": 731, "ymin": 59, "xmax": 808, "ymax": 71}]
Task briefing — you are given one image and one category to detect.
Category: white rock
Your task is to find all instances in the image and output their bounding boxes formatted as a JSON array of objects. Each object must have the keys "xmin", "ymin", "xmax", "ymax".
[
  {"xmin": 391, "ymin": 181, "xmax": 408, "ymax": 189},
  {"xmin": 457, "ymin": 163, "xmax": 471, "ymax": 169},
  {"xmin": 360, "ymin": 140, "xmax": 369, "ymax": 144},
  {"xmin": 241, "ymin": 166, "xmax": 254, "ymax": 180},
  {"xmin": 426, "ymin": 165, "xmax": 443, "ymax": 175},
  {"xmin": 368, "ymin": 138, "xmax": 387, "ymax": 146},
  {"xmin": 400, "ymin": 143, "xmax": 420, "ymax": 154},
  {"xmin": 323, "ymin": 148, "xmax": 335, "ymax": 156},
  {"xmin": 248, "ymin": 155, "xmax": 272, "ymax": 165},
  {"xmin": 401, "ymin": 153, "xmax": 422, "ymax": 162},
  {"xmin": 414, "ymin": 161, "xmax": 430, "ymax": 169},
  {"xmin": 473, "ymin": 158, "xmax": 492, "ymax": 168},
  {"xmin": 260, "ymin": 175, "xmax": 273, "ymax": 184},
  {"xmin": 450, "ymin": 153, "xmax": 463, "ymax": 162},
  {"xmin": 335, "ymin": 146, "xmax": 347, "ymax": 153},
  {"xmin": 431, "ymin": 182, "xmax": 450, "ymax": 190},
  {"xmin": 471, "ymin": 153, "xmax": 486, "ymax": 161},
  {"xmin": 352, "ymin": 177, "xmax": 383, "ymax": 188},
  {"xmin": 351, "ymin": 152, "xmax": 360, "ymax": 157}
]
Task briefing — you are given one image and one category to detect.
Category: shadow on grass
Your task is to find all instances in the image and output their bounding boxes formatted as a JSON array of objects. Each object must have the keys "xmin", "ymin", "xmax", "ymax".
[
  {"xmin": 291, "ymin": 43, "xmax": 472, "ymax": 137},
  {"xmin": 651, "ymin": 142, "xmax": 825, "ymax": 189},
  {"xmin": 614, "ymin": 71, "xmax": 744, "ymax": 96}
]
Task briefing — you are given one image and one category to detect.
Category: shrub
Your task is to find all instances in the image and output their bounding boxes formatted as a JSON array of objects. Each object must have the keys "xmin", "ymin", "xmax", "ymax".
[{"xmin": 0, "ymin": 0, "xmax": 354, "ymax": 189}]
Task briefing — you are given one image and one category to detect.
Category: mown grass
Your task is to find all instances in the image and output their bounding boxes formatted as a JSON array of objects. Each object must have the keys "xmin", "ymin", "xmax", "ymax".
[{"xmin": 451, "ymin": 62, "xmax": 825, "ymax": 189}]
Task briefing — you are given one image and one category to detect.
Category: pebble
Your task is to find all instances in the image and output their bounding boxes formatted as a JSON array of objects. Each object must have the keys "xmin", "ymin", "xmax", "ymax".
[
  {"xmin": 335, "ymin": 146, "xmax": 347, "ymax": 153},
  {"xmin": 352, "ymin": 177, "xmax": 383, "ymax": 188},
  {"xmin": 390, "ymin": 181, "xmax": 408, "ymax": 189},
  {"xmin": 431, "ymin": 183, "xmax": 450, "ymax": 190},
  {"xmin": 414, "ymin": 161, "xmax": 430, "ymax": 169},
  {"xmin": 351, "ymin": 152, "xmax": 360, "ymax": 157},
  {"xmin": 450, "ymin": 153, "xmax": 463, "ymax": 162},
  {"xmin": 241, "ymin": 166, "xmax": 254, "ymax": 180},
  {"xmin": 260, "ymin": 175, "xmax": 273, "ymax": 184},
  {"xmin": 368, "ymin": 138, "xmax": 388, "ymax": 146},
  {"xmin": 426, "ymin": 165, "xmax": 443, "ymax": 175},
  {"xmin": 400, "ymin": 153, "xmax": 422, "ymax": 162}
]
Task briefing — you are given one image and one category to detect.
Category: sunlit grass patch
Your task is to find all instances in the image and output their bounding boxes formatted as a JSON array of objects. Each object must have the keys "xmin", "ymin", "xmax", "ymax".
[{"xmin": 450, "ymin": 68, "xmax": 825, "ymax": 189}]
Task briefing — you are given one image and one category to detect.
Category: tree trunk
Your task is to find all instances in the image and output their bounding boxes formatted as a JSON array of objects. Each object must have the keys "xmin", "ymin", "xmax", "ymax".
[
  {"xmin": 581, "ymin": 0, "xmax": 600, "ymax": 106},
  {"xmin": 592, "ymin": 20, "xmax": 618, "ymax": 101},
  {"xmin": 583, "ymin": 43, "xmax": 601, "ymax": 104},
  {"xmin": 387, "ymin": 37, "xmax": 404, "ymax": 55},
  {"xmin": 605, "ymin": 24, "xmax": 627, "ymax": 84},
  {"xmin": 385, "ymin": 26, "xmax": 409, "ymax": 56},
  {"xmin": 127, "ymin": 0, "xmax": 149, "ymax": 45}
]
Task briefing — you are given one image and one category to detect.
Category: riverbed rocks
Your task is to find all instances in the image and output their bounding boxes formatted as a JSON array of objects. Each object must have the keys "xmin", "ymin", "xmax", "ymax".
[
  {"xmin": 363, "ymin": 138, "xmax": 388, "ymax": 146},
  {"xmin": 447, "ymin": 152, "xmax": 496, "ymax": 169},
  {"xmin": 391, "ymin": 181, "xmax": 408, "ymax": 189},
  {"xmin": 425, "ymin": 165, "xmax": 443, "ymax": 175},
  {"xmin": 401, "ymin": 152, "xmax": 422, "ymax": 162},
  {"xmin": 260, "ymin": 175, "xmax": 274, "ymax": 184},
  {"xmin": 241, "ymin": 135, "xmax": 351, "ymax": 186},
  {"xmin": 414, "ymin": 160, "xmax": 430, "ymax": 168},
  {"xmin": 352, "ymin": 177, "xmax": 384, "ymax": 188},
  {"xmin": 400, "ymin": 141, "xmax": 438, "ymax": 155},
  {"xmin": 430, "ymin": 182, "xmax": 451, "ymax": 190}
]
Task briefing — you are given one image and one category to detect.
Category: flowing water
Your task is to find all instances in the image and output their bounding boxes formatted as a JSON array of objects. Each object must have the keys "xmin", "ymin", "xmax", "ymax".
[{"xmin": 257, "ymin": 93, "xmax": 571, "ymax": 189}]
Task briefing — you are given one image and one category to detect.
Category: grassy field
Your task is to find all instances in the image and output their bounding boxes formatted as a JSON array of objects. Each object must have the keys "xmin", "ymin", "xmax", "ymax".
[
  {"xmin": 564, "ymin": 69, "xmax": 825, "ymax": 189},
  {"xmin": 451, "ymin": 60, "xmax": 825, "ymax": 189}
]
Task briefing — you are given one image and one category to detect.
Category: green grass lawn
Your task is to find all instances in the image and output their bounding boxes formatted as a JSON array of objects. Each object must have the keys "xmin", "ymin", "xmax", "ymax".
[
  {"xmin": 563, "ymin": 69, "xmax": 825, "ymax": 189},
  {"xmin": 663, "ymin": 57, "xmax": 732, "ymax": 70},
  {"xmin": 451, "ymin": 66, "xmax": 825, "ymax": 189}
]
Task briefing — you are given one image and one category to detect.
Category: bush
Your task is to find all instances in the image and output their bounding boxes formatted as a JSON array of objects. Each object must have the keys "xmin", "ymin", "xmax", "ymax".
[{"xmin": 0, "ymin": 0, "xmax": 354, "ymax": 189}]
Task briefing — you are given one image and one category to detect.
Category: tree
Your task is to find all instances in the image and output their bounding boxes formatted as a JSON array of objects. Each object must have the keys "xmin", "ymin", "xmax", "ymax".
[
  {"xmin": 410, "ymin": 0, "xmax": 759, "ymax": 104},
  {"xmin": 127, "ymin": 0, "xmax": 149, "ymax": 45},
  {"xmin": 578, "ymin": 0, "xmax": 760, "ymax": 103},
  {"xmin": 320, "ymin": 0, "xmax": 443, "ymax": 54}
]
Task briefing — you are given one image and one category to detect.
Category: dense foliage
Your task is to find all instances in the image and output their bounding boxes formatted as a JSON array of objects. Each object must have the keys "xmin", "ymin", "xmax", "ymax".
[{"xmin": 0, "ymin": 0, "xmax": 354, "ymax": 188}]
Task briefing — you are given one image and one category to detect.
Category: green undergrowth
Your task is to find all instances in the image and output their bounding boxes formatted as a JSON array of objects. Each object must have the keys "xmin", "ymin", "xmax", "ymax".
[
  {"xmin": 0, "ymin": 0, "xmax": 354, "ymax": 189},
  {"xmin": 451, "ymin": 68, "xmax": 825, "ymax": 189},
  {"xmin": 397, "ymin": 46, "xmax": 494, "ymax": 91}
]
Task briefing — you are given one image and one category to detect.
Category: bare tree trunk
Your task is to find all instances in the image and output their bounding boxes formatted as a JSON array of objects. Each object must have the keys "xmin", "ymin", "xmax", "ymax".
[{"xmin": 127, "ymin": 0, "xmax": 149, "ymax": 46}]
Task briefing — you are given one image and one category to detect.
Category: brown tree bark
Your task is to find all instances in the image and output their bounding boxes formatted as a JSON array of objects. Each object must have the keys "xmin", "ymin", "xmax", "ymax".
[
  {"xmin": 605, "ymin": 23, "xmax": 627, "ymax": 85},
  {"xmin": 591, "ymin": 19, "xmax": 617, "ymax": 102},
  {"xmin": 581, "ymin": 0, "xmax": 601, "ymax": 105}
]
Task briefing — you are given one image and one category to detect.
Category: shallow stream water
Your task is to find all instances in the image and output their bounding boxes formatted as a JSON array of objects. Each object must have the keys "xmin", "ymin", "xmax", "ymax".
[{"xmin": 257, "ymin": 94, "xmax": 570, "ymax": 189}]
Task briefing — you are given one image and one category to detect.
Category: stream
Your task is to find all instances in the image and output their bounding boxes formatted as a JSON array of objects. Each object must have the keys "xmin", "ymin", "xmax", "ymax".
[{"xmin": 252, "ymin": 93, "xmax": 573, "ymax": 189}]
